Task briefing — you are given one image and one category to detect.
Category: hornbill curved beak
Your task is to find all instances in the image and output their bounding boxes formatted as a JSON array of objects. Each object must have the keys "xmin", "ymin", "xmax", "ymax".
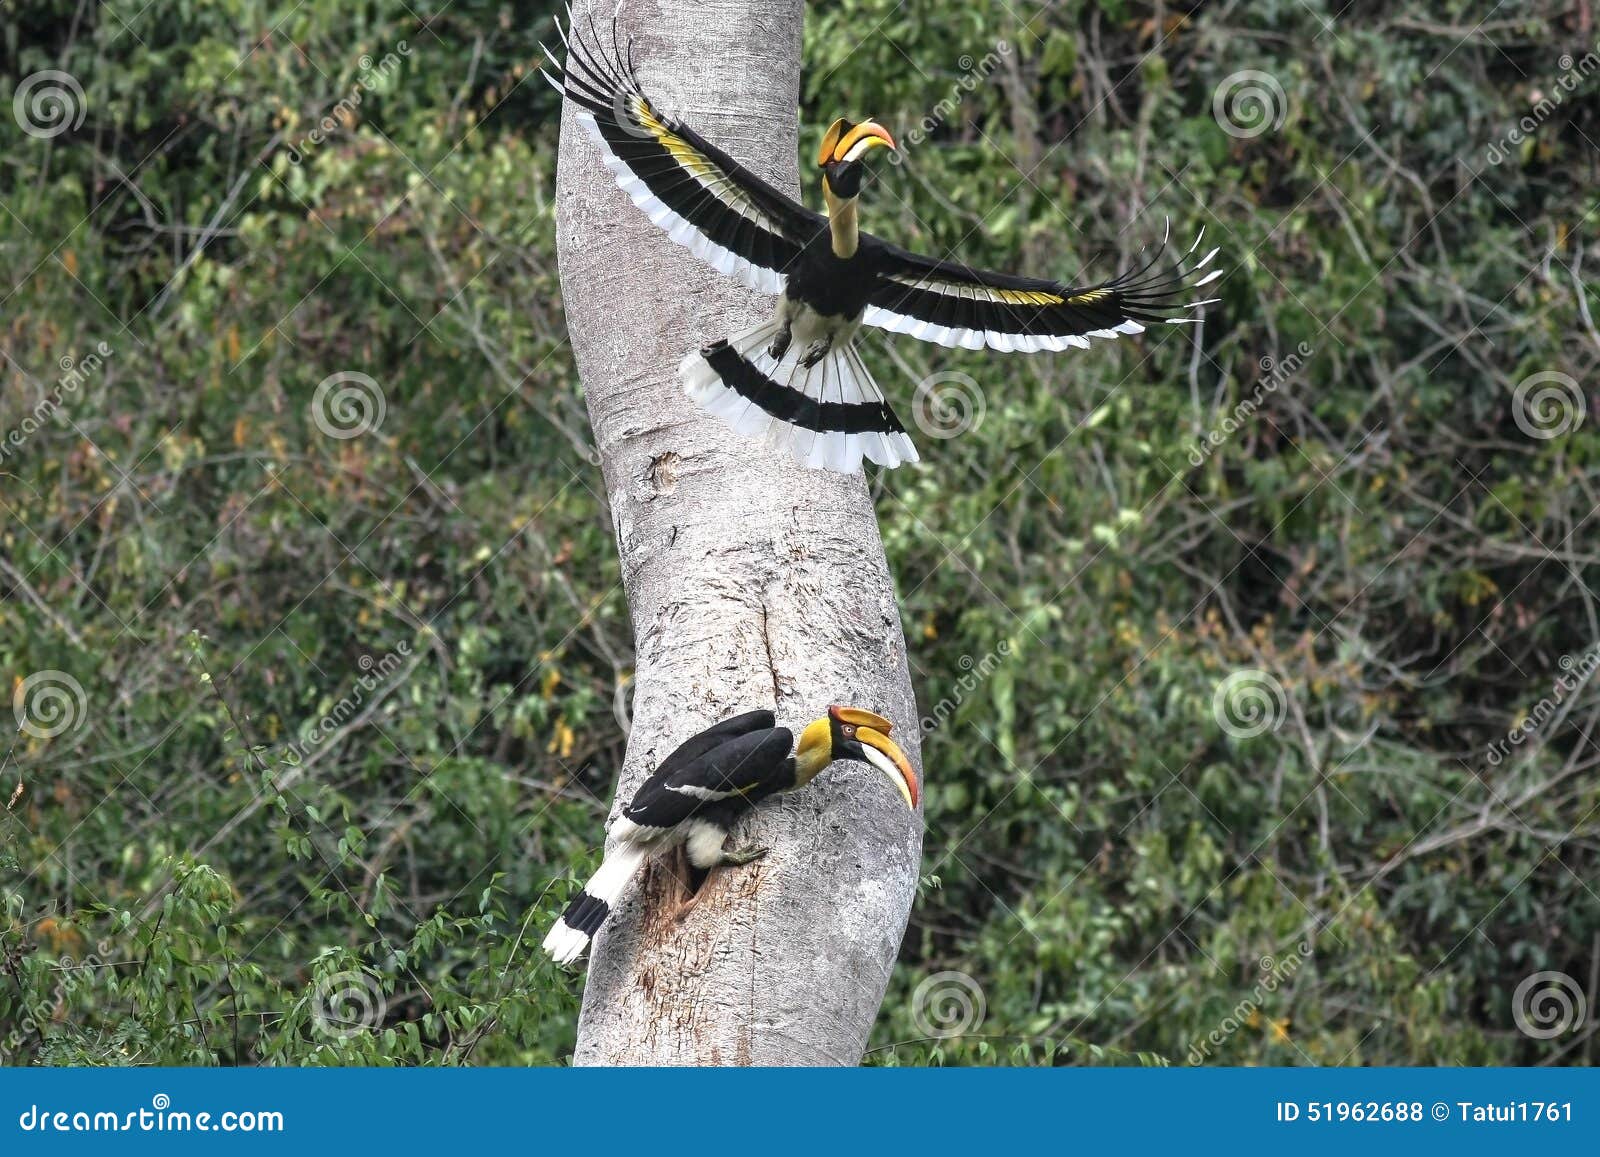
[
  {"xmin": 855, "ymin": 726, "xmax": 919, "ymax": 809},
  {"xmin": 817, "ymin": 118, "xmax": 898, "ymax": 166},
  {"xmin": 828, "ymin": 705, "xmax": 919, "ymax": 809}
]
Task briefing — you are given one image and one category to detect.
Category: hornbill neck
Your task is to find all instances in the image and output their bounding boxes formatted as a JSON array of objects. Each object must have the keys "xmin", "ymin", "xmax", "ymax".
[
  {"xmin": 792, "ymin": 742, "xmax": 831, "ymax": 788},
  {"xmin": 822, "ymin": 178, "xmax": 860, "ymax": 260}
]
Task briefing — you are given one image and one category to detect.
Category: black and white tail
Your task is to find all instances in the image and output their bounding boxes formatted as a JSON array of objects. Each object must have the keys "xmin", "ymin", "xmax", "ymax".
[
  {"xmin": 542, "ymin": 842, "xmax": 650, "ymax": 966},
  {"xmin": 680, "ymin": 319, "xmax": 920, "ymax": 472}
]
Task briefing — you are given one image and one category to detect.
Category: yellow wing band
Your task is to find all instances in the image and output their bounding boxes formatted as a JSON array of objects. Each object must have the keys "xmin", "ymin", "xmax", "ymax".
[{"xmin": 635, "ymin": 101, "xmax": 717, "ymax": 181}]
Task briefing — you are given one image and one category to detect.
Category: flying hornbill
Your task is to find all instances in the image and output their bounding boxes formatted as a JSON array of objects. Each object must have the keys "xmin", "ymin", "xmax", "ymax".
[
  {"xmin": 542, "ymin": 705, "xmax": 918, "ymax": 965},
  {"xmin": 542, "ymin": 13, "xmax": 1222, "ymax": 471}
]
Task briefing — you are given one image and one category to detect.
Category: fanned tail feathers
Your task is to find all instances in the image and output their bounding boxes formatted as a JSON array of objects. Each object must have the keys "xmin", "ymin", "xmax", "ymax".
[
  {"xmin": 680, "ymin": 322, "xmax": 919, "ymax": 472},
  {"xmin": 542, "ymin": 842, "xmax": 650, "ymax": 966}
]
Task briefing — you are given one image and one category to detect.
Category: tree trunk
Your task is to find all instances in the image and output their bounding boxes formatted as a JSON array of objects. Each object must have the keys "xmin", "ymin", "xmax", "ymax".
[{"xmin": 553, "ymin": 0, "xmax": 923, "ymax": 1065}]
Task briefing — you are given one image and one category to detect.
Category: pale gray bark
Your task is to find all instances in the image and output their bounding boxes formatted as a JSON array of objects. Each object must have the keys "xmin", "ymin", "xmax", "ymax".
[{"xmin": 553, "ymin": 0, "xmax": 923, "ymax": 1065}]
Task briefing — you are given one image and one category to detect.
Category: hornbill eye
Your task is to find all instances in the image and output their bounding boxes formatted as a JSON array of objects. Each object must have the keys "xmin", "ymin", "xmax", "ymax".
[{"xmin": 822, "ymin": 705, "xmax": 918, "ymax": 809}]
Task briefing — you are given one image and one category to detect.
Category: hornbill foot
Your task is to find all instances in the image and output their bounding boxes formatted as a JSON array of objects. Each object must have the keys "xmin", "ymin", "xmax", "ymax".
[
  {"xmin": 718, "ymin": 843, "xmax": 768, "ymax": 867},
  {"xmin": 800, "ymin": 339, "xmax": 832, "ymax": 368},
  {"xmin": 672, "ymin": 890, "xmax": 704, "ymax": 922},
  {"xmin": 768, "ymin": 326, "xmax": 793, "ymax": 360},
  {"xmin": 669, "ymin": 845, "xmax": 703, "ymax": 922}
]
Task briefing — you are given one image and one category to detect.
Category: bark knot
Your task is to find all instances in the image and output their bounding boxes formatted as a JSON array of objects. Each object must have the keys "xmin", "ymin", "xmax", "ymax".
[{"xmin": 646, "ymin": 450, "xmax": 682, "ymax": 497}]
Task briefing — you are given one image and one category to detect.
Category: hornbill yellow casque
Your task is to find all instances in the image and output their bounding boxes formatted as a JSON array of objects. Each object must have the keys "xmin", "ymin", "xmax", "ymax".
[
  {"xmin": 542, "ymin": 13, "xmax": 1223, "ymax": 471},
  {"xmin": 542, "ymin": 705, "xmax": 917, "ymax": 965}
]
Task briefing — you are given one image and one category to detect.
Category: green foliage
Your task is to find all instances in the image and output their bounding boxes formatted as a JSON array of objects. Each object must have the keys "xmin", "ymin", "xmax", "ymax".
[{"xmin": 3, "ymin": 0, "xmax": 1596, "ymax": 1065}]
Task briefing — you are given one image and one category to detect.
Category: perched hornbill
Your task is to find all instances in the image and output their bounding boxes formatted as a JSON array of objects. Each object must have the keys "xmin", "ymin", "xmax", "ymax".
[
  {"xmin": 542, "ymin": 705, "xmax": 918, "ymax": 965},
  {"xmin": 542, "ymin": 13, "xmax": 1222, "ymax": 471}
]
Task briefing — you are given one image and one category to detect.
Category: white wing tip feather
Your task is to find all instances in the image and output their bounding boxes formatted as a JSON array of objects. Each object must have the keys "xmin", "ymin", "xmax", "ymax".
[{"xmin": 572, "ymin": 112, "xmax": 783, "ymax": 296}]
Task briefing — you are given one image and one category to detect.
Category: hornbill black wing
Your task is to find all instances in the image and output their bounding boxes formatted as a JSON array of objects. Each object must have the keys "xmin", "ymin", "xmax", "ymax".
[
  {"xmin": 859, "ymin": 226, "xmax": 1223, "ymax": 352},
  {"xmin": 650, "ymin": 709, "xmax": 775, "ymax": 781},
  {"xmin": 541, "ymin": 13, "xmax": 825, "ymax": 295},
  {"xmin": 622, "ymin": 725, "xmax": 793, "ymax": 831}
]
